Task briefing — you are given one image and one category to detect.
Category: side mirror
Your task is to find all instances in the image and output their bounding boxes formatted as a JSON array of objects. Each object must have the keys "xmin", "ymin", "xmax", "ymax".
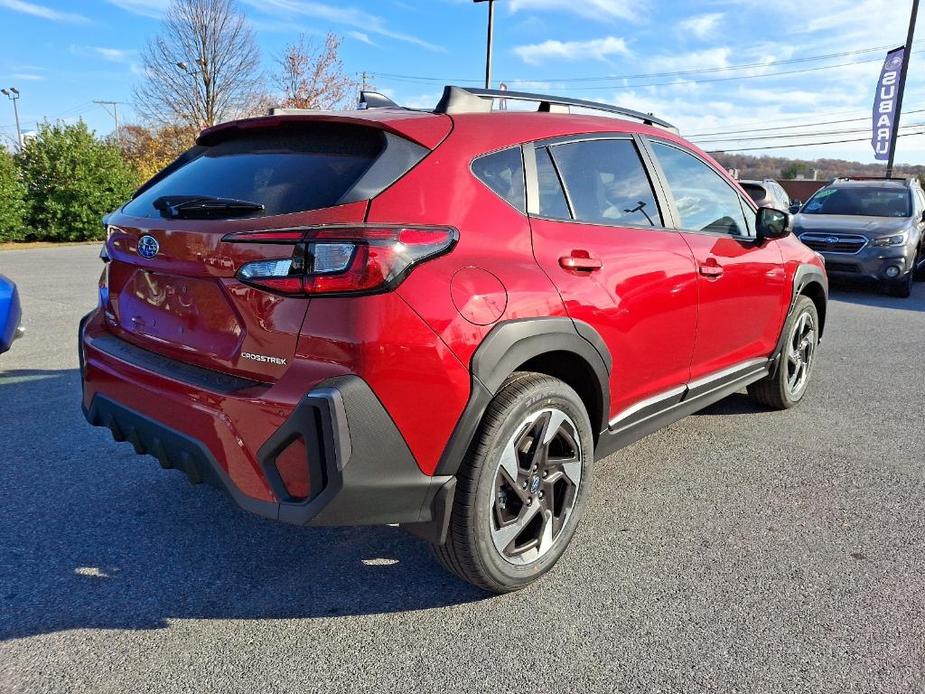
[
  {"xmin": 756, "ymin": 206, "xmax": 792, "ymax": 242},
  {"xmin": 788, "ymin": 201, "xmax": 802, "ymax": 214}
]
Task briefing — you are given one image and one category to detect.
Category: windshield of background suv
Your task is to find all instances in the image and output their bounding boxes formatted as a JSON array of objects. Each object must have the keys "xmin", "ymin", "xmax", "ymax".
[{"xmin": 801, "ymin": 186, "xmax": 911, "ymax": 217}]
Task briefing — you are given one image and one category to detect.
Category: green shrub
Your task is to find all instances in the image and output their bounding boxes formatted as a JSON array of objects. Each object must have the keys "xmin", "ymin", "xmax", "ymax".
[
  {"xmin": 17, "ymin": 120, "xmax": 139, "ymax": 241},
  {"xmin": 0, "ymin": 149, "xmax": 27, "ymax": 242}
]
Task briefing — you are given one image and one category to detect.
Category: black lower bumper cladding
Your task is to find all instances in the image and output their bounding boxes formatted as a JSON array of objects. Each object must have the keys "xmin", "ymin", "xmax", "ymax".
[{"xmin": 83, "ymin": 375, "xmax": 454, "ymax": 530}]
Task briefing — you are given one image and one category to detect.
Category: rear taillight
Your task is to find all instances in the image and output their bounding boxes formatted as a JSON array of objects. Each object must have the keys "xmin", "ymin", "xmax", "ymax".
[{"xmin": 222, "ymin": 225, "xmax": 458, "ymax": 296}]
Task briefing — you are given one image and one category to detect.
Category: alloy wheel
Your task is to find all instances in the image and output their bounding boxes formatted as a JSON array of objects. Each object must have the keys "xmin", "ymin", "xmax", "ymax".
[
  {"xmin": 490, "ymin": 408, "xmax": 582, "ymax": 565},
  {"xmin": 785, "ymin": 311, "xmax": 816, "ymax": 398}
]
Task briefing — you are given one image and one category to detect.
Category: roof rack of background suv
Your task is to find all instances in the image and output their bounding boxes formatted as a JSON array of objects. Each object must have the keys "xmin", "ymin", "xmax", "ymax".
[
  {"xmin": 432, "ymin": 85, "xmax": 678, "ymax": 132},
  {"xmin": 832, "ymin": 176, "xmax": 913, "ymax": 183}
]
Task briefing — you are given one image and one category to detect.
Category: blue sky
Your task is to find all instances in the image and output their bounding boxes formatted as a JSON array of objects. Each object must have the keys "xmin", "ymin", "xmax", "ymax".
[{"xmin": 0, "ymin": 0, "xmax": 922, "ymax": 163}]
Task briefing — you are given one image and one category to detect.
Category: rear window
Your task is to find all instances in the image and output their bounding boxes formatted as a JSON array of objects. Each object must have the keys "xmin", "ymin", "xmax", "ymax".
[
  {"xmin": 741, "ymin": 183, "xmax": 766, "ymax": 203},
  {"xmin": 123, "ymin": 123, "xmax": 387, "ymax": 219}
]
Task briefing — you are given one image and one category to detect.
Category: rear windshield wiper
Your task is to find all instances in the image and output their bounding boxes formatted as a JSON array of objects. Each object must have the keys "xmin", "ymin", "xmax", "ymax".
[{"xmin": 153, "ymin": 195, "xmax": 265, "ymax": 219}]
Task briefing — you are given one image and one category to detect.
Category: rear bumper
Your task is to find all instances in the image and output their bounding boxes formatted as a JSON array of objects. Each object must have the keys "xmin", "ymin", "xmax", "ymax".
[{"xmin": 80, "ymin": 311, "xmax": 454, "ymax": 530}]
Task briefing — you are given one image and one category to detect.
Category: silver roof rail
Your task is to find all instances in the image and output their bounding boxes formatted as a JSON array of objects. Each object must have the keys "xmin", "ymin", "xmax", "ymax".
[{"xmin": 433, "ymin": 85, "xmax": 677, "ymax": 132}]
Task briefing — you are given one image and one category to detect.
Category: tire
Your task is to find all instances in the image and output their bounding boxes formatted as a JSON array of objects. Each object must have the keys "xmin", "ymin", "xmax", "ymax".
[
  {"xmin": 914, "ymin": 250, "xmax": 925, "ymax": 281},
  {"xmin": 747, "ymin": 295, "xmax": 819, "ymax": 410},
  {"xmin": 432, "ymin": 372, "xmax": 594, "ymax": 593}
]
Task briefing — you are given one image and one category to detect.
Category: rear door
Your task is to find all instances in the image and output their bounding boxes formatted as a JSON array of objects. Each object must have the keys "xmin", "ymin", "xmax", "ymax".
[
  {"xmin": 644, "ymin": 139, "xmax": 787, "ymax": 380},
  {"xmin": 102, "ymin": 119, "xmax": 436, "ymax": 382},
  {"xmin": 527, "ymin": 135, "xmax": 699, "ymax": 421}
]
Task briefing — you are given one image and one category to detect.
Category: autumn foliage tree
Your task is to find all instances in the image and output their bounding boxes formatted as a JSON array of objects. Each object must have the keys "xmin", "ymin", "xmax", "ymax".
[
  {"xmin": 275, "ymin": 33, "xmax": 357, "ymax": 111},
  {"xmin": 118, "ymin": 123, "xmax": 197, "ymax": 182}
]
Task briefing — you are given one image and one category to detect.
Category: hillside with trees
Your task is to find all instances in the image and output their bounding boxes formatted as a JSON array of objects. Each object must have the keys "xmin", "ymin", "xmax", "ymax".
[{"xmin": 711, "ymin": 153, "xmax": 925, "ymax": 181}]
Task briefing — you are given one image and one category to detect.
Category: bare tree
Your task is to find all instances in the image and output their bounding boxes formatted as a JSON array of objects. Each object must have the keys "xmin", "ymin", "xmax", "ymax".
[
  {"xmin": 274, "ymin": 33, "xmax": 357, "ymax": 111},
  {"xmin": 134, "ymin": 0, "xmax": 262, "ymax": 130}
]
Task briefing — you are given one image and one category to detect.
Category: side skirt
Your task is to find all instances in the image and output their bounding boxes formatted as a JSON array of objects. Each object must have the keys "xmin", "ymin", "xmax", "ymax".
[{"xmin": 594, "ymin": 359, "xmax": 771, "ymax": 461}]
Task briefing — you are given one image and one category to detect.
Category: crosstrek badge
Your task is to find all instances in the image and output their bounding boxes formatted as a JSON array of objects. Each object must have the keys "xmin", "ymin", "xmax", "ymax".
[{"xmin": 240, "ymin": 351, "xmax": 287, "ymax": 366}]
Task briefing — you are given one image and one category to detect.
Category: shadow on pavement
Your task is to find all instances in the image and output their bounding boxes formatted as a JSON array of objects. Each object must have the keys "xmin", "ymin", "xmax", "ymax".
[
  {"xmin": 0, "ymin": 368, "xmax": 487, "ymax": 641},
  {"xmin": 828, "ymin": 277, "xmax": 925, "ymax": 312},
  {"xmin": 693, "ymin": 392, "xmax": 769, "ymax": 416}
]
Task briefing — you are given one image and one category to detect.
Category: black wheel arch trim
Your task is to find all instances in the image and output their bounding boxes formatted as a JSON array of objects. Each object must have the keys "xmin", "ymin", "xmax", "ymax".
[
  {"xmin": 434, "ymin": 317, "xmax": 612, "ymax": 477},
  {"xmin": 769, "ymin": 263, "xmax": 828, "ymax": 378}
]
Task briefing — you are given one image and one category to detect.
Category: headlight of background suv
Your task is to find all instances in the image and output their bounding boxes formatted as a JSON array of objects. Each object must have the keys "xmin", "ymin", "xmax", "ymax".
[{"xmin": 871, "ymin": 232, "xmax": 908, "ymax": 247}]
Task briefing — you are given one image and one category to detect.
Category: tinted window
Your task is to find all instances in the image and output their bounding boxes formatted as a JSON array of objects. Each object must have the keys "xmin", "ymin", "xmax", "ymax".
[
  {"xmin": 741, "ymin": 183, "xmax": 766, "ymax": 204},
  {"xmin": 550, "ymin": 139, "xmax": 662, "ymax": 227},
  {"xmin": 801, "ymin": 186, "xmax": 911, "ymax": 217},
  {"xmin": 472, "ymin": 147, "xmax": 525, "ymax": 212},
  {"xmin": 124, "ymin": 123, "xmax": 385, "ymax": 219},
  {"xmin": 652, "ymin": 142, "xmax": 749, "ymax": 236},
  {"xmin": 535, "ymin": 147, "xmax": 571, "ymax": 220}
]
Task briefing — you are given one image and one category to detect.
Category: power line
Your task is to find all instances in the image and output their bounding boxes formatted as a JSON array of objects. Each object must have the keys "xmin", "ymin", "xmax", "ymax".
[
  {"xmin": 553, "ymin": 52, "xmax": 925, "ymax": 91},
  {"xmin": 693, "ymin": 121, "xmax": 925, "ymax": 145},
  {"xmin": 706, "ymin": 129, "xmax": 925, "ymax": 153},
  {"xmin": 372, "ymin": 52, "xmax": 919, "ymax": 93},
  {"xmin": 370, "ymin": 43, "xmax": 901, "ymax": 85},
  {"xmin": 688, "ymin": 108, "xmax": 925, "ymax": 138}
]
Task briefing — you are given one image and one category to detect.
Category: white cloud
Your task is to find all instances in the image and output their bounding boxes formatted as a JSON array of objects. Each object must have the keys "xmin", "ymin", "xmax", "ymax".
[
  {"xmin": 105, "ymin": 0, "xmax": 168, "ymax": 19},
  {"xmin": 515, "ymin": 36, "xmax": 630, "ymax": 65},
  {"xmin": 94, "ymin": 47, "xmax": 136, "ymax": 63},
  {"xmin": 508, "ymin": 0, "xmax": 644, "ymax": 22},
  {"xmin": 0, "ymin": 0, "xmax": 89, "ymax": 23},
  {"xmin": 678, "ymin": 13, "xmax": 723, "ymax": 40},
  {"xmin": 244, "ymin": 0, "xmax": 444, "ymax": 52},
  {"xmin": 648, "ymin": 47, "xmax": 732, "ymax": 73},
  {"xmin": 348, "ymin": 30, "xmax": 376, "ymax": 46},
  {"xmin": 11, "ymin": 72, "xmax": 44, "ymax": 81},
  {"xmin": 70, "ymin": 45, "xmax": 137, "ymax": 64}
]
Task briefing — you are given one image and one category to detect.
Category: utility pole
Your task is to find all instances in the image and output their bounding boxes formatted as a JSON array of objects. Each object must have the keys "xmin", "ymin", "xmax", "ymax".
[
  {"xmin": 1, "ymin": 87, "xmax": 22, "ymax": 150},
  {"xmin": 93, "ymin": 100, "xmax": 125, "ymax": 141},
  {"xmin": 474, "ymin": 0, "xmax": 495, "ymax": 89},
  {"xmin": 886, "ymin": 0, "xmax": 919, "ymax": 178}
]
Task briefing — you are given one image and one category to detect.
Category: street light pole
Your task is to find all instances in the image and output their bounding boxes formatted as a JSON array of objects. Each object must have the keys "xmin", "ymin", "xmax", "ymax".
[
  {"xmin": 1, "ymin": 87, "xmax": 22, "ymax": 150},
  {"xmin": 886, "ymin": 0, "xmax": 919, "ymax": 178},
  {"xmin": 474, "ymin": 0, "xmax": 495, "ymax": 89}
]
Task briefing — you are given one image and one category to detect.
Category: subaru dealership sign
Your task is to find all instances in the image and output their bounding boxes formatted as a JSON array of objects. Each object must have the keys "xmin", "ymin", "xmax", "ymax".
[{"xmin": 872, "ymin": 48, "xmax": 905, "ymax": 161}]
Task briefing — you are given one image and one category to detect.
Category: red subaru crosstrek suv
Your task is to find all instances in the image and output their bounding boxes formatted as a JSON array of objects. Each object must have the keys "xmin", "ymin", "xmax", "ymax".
[{"xmin": 80, "ymin": 87, "xmax": 827, "ymax": 592}]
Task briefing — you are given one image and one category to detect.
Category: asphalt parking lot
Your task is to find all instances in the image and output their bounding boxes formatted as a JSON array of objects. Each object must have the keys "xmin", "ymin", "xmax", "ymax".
[{"xmin": 1, "ymin": 243, "xmax": 923, "ymax": 693}]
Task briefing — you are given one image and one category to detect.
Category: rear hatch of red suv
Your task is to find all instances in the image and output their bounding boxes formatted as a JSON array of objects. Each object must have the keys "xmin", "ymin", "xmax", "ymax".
[{"xmin": 99, "ymin": 112, "xmax": 451, "ymax": 383}]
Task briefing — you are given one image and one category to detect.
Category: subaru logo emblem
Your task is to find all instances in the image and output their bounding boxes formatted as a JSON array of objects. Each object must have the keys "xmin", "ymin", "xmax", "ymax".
[
  {"xmin": 530, "ymin": 474, "xmax": 542, "ymax": 494},
  {"xmin": 137, "ymin": 235, "xmax": 159, "ymax": 259},
  {"xmin": 824, "ymin": 236, "xmax": 840, "ymax": 244}
]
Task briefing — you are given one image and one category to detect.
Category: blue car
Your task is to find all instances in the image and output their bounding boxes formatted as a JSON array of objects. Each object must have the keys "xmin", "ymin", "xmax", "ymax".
[{"xmin": 0, "ymin": 274, "xmax": 23, "ymax": 354}]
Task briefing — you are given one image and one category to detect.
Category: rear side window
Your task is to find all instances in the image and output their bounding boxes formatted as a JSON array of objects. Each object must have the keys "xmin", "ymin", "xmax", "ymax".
[
  {"xmin": 652, "ymin": 142, "xmax": 749, "ymax": 236},
  {"xmin": 741, "ymin": 183, "xmax": 766, "ymax": 204},
  {"xmin": 472, "ymin": 147, "xmax": 525, "ymax": 212},
  {"xmin": 123, "ymin": 123, "xmax": 411, "ymax": 219},
  {"xmin": 535, "ymin": 147, "xmax": 571, "ymax": 220},
  {"xmin": 550, "ymin": 139, "xmax": 662, "ymax": 227}
]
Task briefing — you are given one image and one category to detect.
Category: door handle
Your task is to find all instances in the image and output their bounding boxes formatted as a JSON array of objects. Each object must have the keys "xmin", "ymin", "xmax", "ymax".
[
  {"xmin": 699, "ymin": 259, "xmax": 724, "ymax": 278},
  {"xmin": 559, "ymin": 250, "xmax": 602, "ymax": 272}
]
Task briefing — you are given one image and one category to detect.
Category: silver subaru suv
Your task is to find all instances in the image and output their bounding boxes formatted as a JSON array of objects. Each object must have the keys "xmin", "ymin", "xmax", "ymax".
[{"xmin": 793, "ymin": 177, "xmax": 925, "ymax": 298}]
